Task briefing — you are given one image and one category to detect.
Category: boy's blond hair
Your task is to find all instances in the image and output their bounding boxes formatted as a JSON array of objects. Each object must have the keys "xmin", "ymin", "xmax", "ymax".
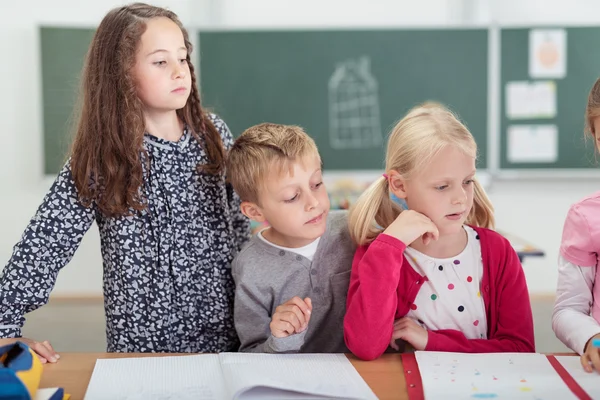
[
  {"xmin": 226, "ymin": 123, "xmax": 320, "ymax": 204},
  {"xmin": 348, "ymin": 102, "xmax": 495, "ymax": 246}
]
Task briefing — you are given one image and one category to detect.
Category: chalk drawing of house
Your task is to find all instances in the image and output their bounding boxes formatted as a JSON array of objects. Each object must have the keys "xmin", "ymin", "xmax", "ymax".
[{"xmin": 328, "ymin": 56, "xmax": 382, "ymax": 149}]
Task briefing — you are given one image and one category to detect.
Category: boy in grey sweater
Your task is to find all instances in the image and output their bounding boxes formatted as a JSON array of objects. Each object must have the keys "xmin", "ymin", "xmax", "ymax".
[{"xmin": 226, "ymin": 123, "xmax": 355, "ymax": 353}]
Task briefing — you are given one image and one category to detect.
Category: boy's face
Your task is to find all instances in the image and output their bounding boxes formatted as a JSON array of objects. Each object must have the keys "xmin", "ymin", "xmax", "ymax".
[{"xmin": 242, "ymin": 154, "xmax": 330, "ymax": 248}]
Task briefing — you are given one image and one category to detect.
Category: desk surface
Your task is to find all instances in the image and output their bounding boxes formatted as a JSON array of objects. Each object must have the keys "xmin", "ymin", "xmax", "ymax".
[{"xmin": 40, "ymin": 353, "xmax": 407, "ymax": 400}]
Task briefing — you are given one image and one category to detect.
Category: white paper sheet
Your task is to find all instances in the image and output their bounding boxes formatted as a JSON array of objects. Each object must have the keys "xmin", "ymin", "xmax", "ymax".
[
  {"xmin": 84, "ymin": 355, "xmax": 227, "ymax": 400},
  {"xmin": 415, "ymin": 351, "xmax": 577, "ymax": 400},
  {"xmin": 507, "ymin": 124, "xmax": 558, "ymax": 163},
  {"xmin": 529, "ymin": 29, "xmax": 567, "ymax": 79},
  {"xmin": 506, "ymin": 81, "xmax": 556, "ymax": 119},
  {"xmin": 555, "ymin": 356, "xmax": 600, "ymax": 399}
]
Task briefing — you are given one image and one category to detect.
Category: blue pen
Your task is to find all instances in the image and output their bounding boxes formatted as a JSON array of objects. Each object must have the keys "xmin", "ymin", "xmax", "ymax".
[{"xmin": 593, "ymin": 338, "xmax": 600, "ymax": 348}]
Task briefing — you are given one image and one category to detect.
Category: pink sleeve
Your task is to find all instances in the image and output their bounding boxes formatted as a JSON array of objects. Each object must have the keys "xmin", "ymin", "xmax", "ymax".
[
  {"xmin": 560, "ymin": 206, "xmax": 597, "ymax": 267},
  {"xmin": 343, "ymin": 234, "xmax": 406, "ymax": 361}
]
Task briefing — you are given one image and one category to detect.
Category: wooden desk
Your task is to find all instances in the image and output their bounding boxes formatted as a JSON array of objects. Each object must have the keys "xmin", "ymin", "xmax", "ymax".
[{"xmin": 39, "ymin": 353, "xmax": 407, "ymax": 400}]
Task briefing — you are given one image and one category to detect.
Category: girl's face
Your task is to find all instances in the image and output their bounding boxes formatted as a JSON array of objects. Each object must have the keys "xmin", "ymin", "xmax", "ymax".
[
  {"xmin": 132, "ymin": 17, "xmax": 191, "ymax": 117},
  {"xmin": 392, "ymin": 145, "xmax": 476, "ymax": 237}
]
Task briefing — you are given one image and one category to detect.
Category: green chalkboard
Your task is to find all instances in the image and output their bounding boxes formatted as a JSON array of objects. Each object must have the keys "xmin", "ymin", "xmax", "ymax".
[
  {"xmin": 40, "ymin": 27, "xmax": 95, "ymax": 175},
  {"xmin": 39, "ymin": 27, "xmax": 489, "ymax": 174},
  {"xmin": 500, "ymin": 27, "xmax": 600, "ymax": 170},
  {"xmin": 198, "ymin": 29, "xmax": 489, "ymax": 170}
]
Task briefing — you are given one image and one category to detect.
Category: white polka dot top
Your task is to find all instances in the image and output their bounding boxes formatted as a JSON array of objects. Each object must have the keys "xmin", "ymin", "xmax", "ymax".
[{"xmin": 404, "ymin": 226, "xmax": 488, "ymax": 340}]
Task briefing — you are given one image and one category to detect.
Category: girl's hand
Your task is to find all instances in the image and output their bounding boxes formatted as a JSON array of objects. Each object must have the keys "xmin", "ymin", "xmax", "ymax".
[
  {"xmin": 0, "ymin": 337, "xmax": 60, "ymax": 363},
  {"xmin": 581, "ymin": 333, "xmax": 600, "ymax": 373},
  {"xmin": 383, "ymin": 210, "xmax": 439, "ymax": 246},
  {"xmin": 390, "ymin": 317, "xmax": 428, "ymax": 351},
  {"xmin": 269, "ymin": 297, "xmax": 313, "ymax": 338}
]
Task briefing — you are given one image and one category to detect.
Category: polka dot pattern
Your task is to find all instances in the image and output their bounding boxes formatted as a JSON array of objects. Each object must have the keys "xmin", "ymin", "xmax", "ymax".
[{"xmin": 402, "ymin": 226, "xmax": 487, "ymax": 340}]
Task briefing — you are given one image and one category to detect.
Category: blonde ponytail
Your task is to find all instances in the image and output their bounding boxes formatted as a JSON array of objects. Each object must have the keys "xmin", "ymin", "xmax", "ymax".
[
  {"xmin": 348, "ymin": 176, "xmax": 403, "ymax": 246},
  {"xmin": 467, "ymin": 178, "xmax": 495, "ymax": 229}
]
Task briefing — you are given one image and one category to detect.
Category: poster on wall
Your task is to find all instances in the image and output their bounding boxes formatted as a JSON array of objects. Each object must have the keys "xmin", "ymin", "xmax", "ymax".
[
  {"xmin": 505, "ymin": 80, "xmax": 556, "ymax": 119},
  {"xmin": 529, "ymin": 29, "xmax": 567, "ymax": 79},
  {"xmin": 507, "ymin": 124, "xmax": 558, "ymax": 163}
]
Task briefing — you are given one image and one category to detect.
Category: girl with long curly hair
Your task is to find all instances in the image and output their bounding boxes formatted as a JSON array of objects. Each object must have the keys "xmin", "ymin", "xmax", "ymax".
[{"xmin": 0, "ymin": 3, "xmax": 250, "ymax": 361}]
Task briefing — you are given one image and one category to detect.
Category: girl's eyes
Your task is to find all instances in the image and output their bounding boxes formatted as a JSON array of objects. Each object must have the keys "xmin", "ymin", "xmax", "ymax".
[
  {"xmin": 435, "ymin": 180, "xmax": 474, "ymax": 191},
  {"xmin": 153, "ymin": 58, "xmax": 187, "ymax": 66}
]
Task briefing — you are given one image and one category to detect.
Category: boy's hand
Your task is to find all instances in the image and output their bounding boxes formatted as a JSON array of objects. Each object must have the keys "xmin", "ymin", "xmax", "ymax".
[
  {"xmin": 383, "ymin": 210, "xmax": 439, "ymax": 246},
  {"xmin": 0, "ymin": 337, "xmax": 60, "ymax": 363},
  {"xmin": 270, "ymin": 297, "xmax": 313, "ymax": 338},
  {"xmin": 581, "ymin": 333, "xmax": 600, "ymax": 373},
  {"xmin": 389, "ymin": 317, "xmax": 428, "ymax": 351}
]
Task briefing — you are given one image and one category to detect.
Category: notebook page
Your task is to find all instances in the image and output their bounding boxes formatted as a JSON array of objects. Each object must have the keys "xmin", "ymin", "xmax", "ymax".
[
  {"xmin": 415, "ymin": 351, "xmax": 577, "ymax": 400},
  {"xmin": 555, "ymin": 356, "xmax": 600, "ymax": 398},
  {"xmin": 218, "ymin": 353, "xmax": 377, "ymax": 400},
  {"xmin": 84, "ymin": 355, "xmax": 227, "ymax": 400}
]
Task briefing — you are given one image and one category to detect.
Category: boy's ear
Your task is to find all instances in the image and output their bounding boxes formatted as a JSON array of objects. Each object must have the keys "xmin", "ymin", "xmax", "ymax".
[
  {"xmin": 240, "ymin": 201, "xmax": 266, "ymax": 223},
  {"xmin": 388, "ymin": 170, "xmax": 408, "ymax": 199}
]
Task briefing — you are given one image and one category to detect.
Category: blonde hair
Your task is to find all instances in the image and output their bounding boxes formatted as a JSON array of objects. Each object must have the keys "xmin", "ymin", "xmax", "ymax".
[
  {"xmin": 226, "ymin": 123, "xmax": 319, "ymax": 204},
  {"xmin": 348, "ymin": 102, "xmax": 495, "ymax": 246},
  {"xmin": 585, "ymin": 77, "xmax": 600, "ymax": 153}
]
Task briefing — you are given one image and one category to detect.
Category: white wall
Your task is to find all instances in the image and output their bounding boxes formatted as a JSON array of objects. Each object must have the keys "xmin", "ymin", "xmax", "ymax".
[{"xmin": 1, "ymin": 0, "xmax": 600, "ymax": 297}]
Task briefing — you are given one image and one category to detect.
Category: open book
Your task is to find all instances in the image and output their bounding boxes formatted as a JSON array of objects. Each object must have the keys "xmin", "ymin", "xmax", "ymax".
[{"xmin": 84, "ymin": 353, "xmax": 378, "ymax": 400}]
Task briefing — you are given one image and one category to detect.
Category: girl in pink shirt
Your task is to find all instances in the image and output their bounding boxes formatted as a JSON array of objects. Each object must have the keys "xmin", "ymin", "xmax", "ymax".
[
  {"xmin": 344, "ymin": 102, "xmax": 535, "ymax": 360},
  {"xmin": 553, "ymin": 78, "xmax": 600, "ymax": 373}
]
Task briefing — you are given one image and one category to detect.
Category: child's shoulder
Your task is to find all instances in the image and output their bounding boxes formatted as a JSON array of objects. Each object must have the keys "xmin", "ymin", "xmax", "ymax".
[
  {"xmin": 206, "ymin": 113, "xmax": 232, "ymax": 142},
  {"xmin": 568, "ymin": 190, "xmax": 600, "ymax": 218},
  {"xmin": 232, "ymin": 234, "xmax": 283, "ymax": 276},
  {"xmin": 323, "ymin": 210, "xmax": 354, "ymax": 246},
  {"xmin": 326, "ymin": 209, "xmax": 348, "ymax": 230}
]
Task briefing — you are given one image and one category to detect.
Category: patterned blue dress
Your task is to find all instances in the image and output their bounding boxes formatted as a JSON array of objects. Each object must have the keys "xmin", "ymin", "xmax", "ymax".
[{"xmin": 0, "ymin": 115, "xmax": 250, "ymax": 352}]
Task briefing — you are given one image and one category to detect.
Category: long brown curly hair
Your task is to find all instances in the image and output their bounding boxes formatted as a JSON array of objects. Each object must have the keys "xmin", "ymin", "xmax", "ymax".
[{"xmin": 70, "ymin": 2, "xmax": 225, "ymax": 217}]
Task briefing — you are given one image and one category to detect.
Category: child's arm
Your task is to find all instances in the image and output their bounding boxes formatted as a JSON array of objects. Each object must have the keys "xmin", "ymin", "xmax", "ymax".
[
  {"xmin": 233, "ymin": 261, "xmax": 311, "ymax": 353},
  {"xmin": 344, "ymin": 210, "xmax": 439, "ymax": 360},
  {"xmin": 0, "ymin": 162, "xmax": 95, "ymax": 339},
  {"xmin": 210, "ymin": 114, "xmax": 251, "ymax": 251},
  {"xmin": 552, "ymin": 257, "xmax": 600, "ymax": 355},
  {"xmin": 343, "ymin": 235, "xmax": 407, "ymax": 360},
  {"xmin": 553, "ymin": 205, "xmax": 600, "ymax": 356},
  {"xmin": 425, "ymin": 240, "xmax": 535, "ymax": 353}
]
